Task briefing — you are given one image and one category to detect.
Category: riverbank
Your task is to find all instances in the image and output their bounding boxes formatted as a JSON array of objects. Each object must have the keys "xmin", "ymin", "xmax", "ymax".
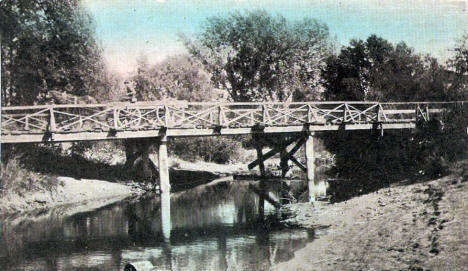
[
  {"xmin": 0, "ymin": 146, "xmax": 304, "ymax": 216},
  {"xmin": 0, "ymin": 176, "xmax": 144, "ymax": 215},
  {"xmin": 273, "ymin": 160, "xmax": 467, "ymax": 271},
  {"xmin": 0, "ymin": 155, "xmax": 269, "ymax": 215}
]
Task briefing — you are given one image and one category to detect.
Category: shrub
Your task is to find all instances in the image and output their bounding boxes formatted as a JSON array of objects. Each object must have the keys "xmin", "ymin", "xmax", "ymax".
[
  {"xmin": 169, "ymin": 137, "xmax": 242, "ymax": 164},
  {"xmin": 1, "ymin": 155, "xmax": 57, "ymax": 196}
]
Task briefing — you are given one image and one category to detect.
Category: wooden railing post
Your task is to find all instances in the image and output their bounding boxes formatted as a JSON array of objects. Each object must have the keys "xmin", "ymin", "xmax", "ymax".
[
  {"xmin": 376, "ymin": 103, "xmax": 381, "ymax": 122},
  {"xmin": 415, "ymin": 105, "xmax": 420, "ymax": 121},
  {"xmin": 262, "ymin": 104, "xmax": 266, "ymax": 125},
  {"xmin": 425, "ymin": 105, "xmax": 430, "ymax": 120},
  {"xmin": 25, "ymin": 115, "xmax": 29, "ymax": 130},
  {"xmin": 113, "ymin": 107, "xmax": 119, "ymax": 129},
  {"xmin": 218, "ymin": 105, "xmax": 223, "ymax": 126},
  {"xmin": 343, "ymin": 103, "xmax": 347, "ymax": 123},
  {"xmin": 250, "ymin": 108, "xmax": 255, "ymax": 126},
  {"xmin": 283, "ymin": 104, "xmax": 288, "ymax": 124},
  {"xmin": 49, "ymin": 107, "xmax": 56, "ymax": 132},
  {"xmin": 164, "ymin": 105, "xmax": 170, "ymax": 127}
]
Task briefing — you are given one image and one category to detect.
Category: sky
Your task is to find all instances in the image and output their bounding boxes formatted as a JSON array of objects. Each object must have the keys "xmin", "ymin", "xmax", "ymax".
[{"xmin": 82, "ymin": 0, "xmax": 468, "ymax": 75}]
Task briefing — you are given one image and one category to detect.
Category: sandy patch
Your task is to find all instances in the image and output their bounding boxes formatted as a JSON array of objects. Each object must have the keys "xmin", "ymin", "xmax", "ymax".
[
  {"xmin": 273, "ymin": 174, "xmax": 468, "ymax": 271},
  {"xmin": 0, "ymin": 177, "xmax": 143, "ymax": 214}
]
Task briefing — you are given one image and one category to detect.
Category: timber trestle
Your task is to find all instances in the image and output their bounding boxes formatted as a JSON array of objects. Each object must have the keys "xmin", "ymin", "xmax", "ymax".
[{"xmin": 2, "ymin": 101, "xmax": 466, "ymax": 200}]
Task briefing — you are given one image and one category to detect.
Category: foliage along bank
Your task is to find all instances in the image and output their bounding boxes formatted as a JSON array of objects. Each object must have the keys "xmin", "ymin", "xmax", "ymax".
[{"xmin": 320, "ymin": 35, "xmax": 468, "ymax": 200}]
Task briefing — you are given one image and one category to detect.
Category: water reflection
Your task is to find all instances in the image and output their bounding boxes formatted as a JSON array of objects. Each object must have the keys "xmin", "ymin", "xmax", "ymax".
[
  {"xmin": 1, "ymin": 179, "xmax": 315, "ymax": 271},
  {"xmin": 161, "ymin": 192, "xmax": 171, "ymax": 241}
]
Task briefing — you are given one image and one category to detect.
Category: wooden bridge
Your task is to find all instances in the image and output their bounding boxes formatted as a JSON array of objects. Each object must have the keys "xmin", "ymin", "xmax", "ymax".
[
  {"xmin": 1, "ymin": 101, "xmax": 461, "ymax": 143},
  {"xmin": 2, "ymin": 101, "xmax": 466, "ymax": 200}
]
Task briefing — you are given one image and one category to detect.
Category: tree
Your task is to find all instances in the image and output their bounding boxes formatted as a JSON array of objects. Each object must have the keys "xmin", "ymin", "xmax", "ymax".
[
  {"xmin": 124, "ymin": 54, "xmax": 218, "ymax": 173},
  {"xmin": 0, "ymin": 0, "xmax": 106, "ymax": 106},
  {"xmin": 322, "ymin": 34, "xmax": 451, "ymax": 102},
  {"xmin": 447, "ymin": 33, "xmax": 468, "ymax": 100},
  {"xmin": 320, "ymin": 35, "xmax": 465, "ymax": 201},
  {"xmin": 132, "ymin": 54, "xmax": 215, "ymax": 102},
  {"xmin": 183, "ymin": 10, "xmax": 332, "ymax": 102}
]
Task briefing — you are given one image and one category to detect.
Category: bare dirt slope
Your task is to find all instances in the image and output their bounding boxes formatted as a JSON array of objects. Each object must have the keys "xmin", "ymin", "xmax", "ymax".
[
  {"xmin": 0, "ymin": 177, "xmax": 143, "ymax": 214},
  {"xmin": 274, "ymin": 168, "xmax": 467, "ymax": 271}
]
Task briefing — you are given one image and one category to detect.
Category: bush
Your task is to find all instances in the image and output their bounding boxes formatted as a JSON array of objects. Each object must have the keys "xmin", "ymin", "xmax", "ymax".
[
  {"xmin": 321, "ymin": 104, "xmax": 467, "ymax": 201},
  {"xmin": 1, "ymin": 155, "xmax": 57, "ymax": 196},
  {"xmin": 408, "ymin": 105, "xmax": 467, "ymax": 178},
  {"xmin": 169, "ymin": 137, "xmax": 242, "ymax": 164}
]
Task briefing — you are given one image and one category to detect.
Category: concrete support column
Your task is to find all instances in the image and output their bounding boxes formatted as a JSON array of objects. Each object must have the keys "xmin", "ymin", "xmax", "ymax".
[
  {"xmin": 158, "ymin": 136, "xmax": 171, "ymax": 193},
  {"xmin": 305, "ymin": 132, "xmax": 316, "ymax": 202}
]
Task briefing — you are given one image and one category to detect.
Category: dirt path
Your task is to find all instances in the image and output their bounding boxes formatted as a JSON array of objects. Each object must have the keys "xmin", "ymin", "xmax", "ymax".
[{"xmin": 274, "ymin": 173, "xmax": 467, "ymax": 271}]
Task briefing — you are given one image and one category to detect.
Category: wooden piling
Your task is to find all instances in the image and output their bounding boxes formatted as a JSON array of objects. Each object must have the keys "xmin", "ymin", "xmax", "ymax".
[
  {"xmin": 255, "ymin": 145, "xmax": 266, "ymax": 177},
  {"xmin": 305, "ymin": 132, "xmax": 315, "ymax": 202},
  {"xmin": 158, "ymin": 136, "xmax": 170, "ymax": 193},
  {"xmin": 253, "ymin": 134, "xmax": 266, "ymax": 178},
  {"xmin": 161, "ymin": 190, "xmax": 171, "ymax": 240},
  {"xmin": 124, "ymin": 139, "xmax": 137, "ymax": 168},
  {"xmin": 280, "ymin": 148, "xmax": 289, "ymax": 178}
]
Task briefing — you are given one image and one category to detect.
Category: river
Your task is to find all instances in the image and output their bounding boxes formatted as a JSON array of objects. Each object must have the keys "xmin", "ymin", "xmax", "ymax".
[{"xmin": 0, "ymin": 176, "xmax": 333, "ymax": 271}]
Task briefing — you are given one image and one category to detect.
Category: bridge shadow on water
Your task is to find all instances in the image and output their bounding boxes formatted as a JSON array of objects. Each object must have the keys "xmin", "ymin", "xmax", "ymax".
[{"xmin": 19, "ymin": 146, "xmax": 219, "ymax": 186}]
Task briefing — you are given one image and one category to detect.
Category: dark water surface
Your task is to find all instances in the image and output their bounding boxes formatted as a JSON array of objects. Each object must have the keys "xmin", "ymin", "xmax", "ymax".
[{"xmin": 0, "ymin": 179, "xmax": 318, "ymax": 271}]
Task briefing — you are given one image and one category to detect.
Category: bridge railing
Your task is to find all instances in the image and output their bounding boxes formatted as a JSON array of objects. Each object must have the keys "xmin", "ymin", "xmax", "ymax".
[
  {"xmin": 380, "ymin": 102, "xmax": 466, "ymax": 123},
  {"xmin": 1, "ymin": 101, "xmax": 465, "ymax": 135}
]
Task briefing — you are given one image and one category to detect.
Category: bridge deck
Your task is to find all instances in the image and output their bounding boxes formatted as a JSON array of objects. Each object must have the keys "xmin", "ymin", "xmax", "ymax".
[{"xmin": 1, "ymin": 101, "xmax": 465, "ymax": 143}]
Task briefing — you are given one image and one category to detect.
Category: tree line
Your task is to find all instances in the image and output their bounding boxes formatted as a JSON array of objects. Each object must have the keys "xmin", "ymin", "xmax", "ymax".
[{"xmin": 2, "ymin": 5, "xmax": 466, "ymax": 105}]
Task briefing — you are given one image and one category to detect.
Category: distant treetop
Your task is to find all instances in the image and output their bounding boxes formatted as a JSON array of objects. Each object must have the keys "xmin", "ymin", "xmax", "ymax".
[{"xmin": 182, "ymin": 10, "xmax": 333, "ymax": 102}]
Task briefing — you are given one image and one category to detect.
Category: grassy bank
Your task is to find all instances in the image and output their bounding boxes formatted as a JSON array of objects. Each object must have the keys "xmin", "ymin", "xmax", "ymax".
[{"xmin": 274, "ymin": 160, "xmax": 468, "ymax": 271}]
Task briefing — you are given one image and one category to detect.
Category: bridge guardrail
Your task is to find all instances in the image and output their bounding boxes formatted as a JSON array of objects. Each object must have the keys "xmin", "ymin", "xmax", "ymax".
[{"xmin": 1, "ymin": 101, "xmax": 466, "ymax": 136}]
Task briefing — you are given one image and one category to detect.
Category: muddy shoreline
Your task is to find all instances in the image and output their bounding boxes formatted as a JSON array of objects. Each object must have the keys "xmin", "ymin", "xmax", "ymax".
[
  {"xmin": 273, "ymin": 167, "xmax": 467, "ymax": 271},
  {"xmin": 0, "ymin": 177, "xmax": 145, "ymax": 216}
]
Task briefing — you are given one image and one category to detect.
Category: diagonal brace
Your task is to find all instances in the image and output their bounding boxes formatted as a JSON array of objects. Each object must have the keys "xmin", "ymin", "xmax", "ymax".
[{"xmin": 248, "ymin": 135, "xmax": 301, "ymax": 170}]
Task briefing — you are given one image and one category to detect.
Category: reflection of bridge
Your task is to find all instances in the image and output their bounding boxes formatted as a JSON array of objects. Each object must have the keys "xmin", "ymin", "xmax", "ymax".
[{"xmin": 2, "ymin": 101, "xmax": 466, "ymax": 199}]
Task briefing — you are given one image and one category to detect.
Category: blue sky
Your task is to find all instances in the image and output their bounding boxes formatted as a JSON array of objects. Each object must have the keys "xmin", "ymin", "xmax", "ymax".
[{"xmin": 83, "ymin": 0, "xmax": 468, "ymax": 74}]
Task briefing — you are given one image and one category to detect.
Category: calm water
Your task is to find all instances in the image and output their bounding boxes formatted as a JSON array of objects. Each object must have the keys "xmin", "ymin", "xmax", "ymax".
[{"xmin": 0, "ymin": 179, "xmax": 322, "ymax": 271}]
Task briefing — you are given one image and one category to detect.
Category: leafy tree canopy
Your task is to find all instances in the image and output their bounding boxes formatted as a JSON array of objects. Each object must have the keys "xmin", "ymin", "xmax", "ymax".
[
  {"xmin": 131, "ymin": 54, "xmax": 216, "ymax": 102},
  {"xmin": 1, "ymin": 0, "xmax": 106, "ymax": 105},
  {"xmin": 183, "ymin": 10, "xmax": 332, "ymax": 102},
  {"xmin": 322, "ymin": 35, "xmax": 454, "ymax": 102},
  {"xmin": 447, "ymin": 33, "xmax": 468, "ymax": 100}
]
